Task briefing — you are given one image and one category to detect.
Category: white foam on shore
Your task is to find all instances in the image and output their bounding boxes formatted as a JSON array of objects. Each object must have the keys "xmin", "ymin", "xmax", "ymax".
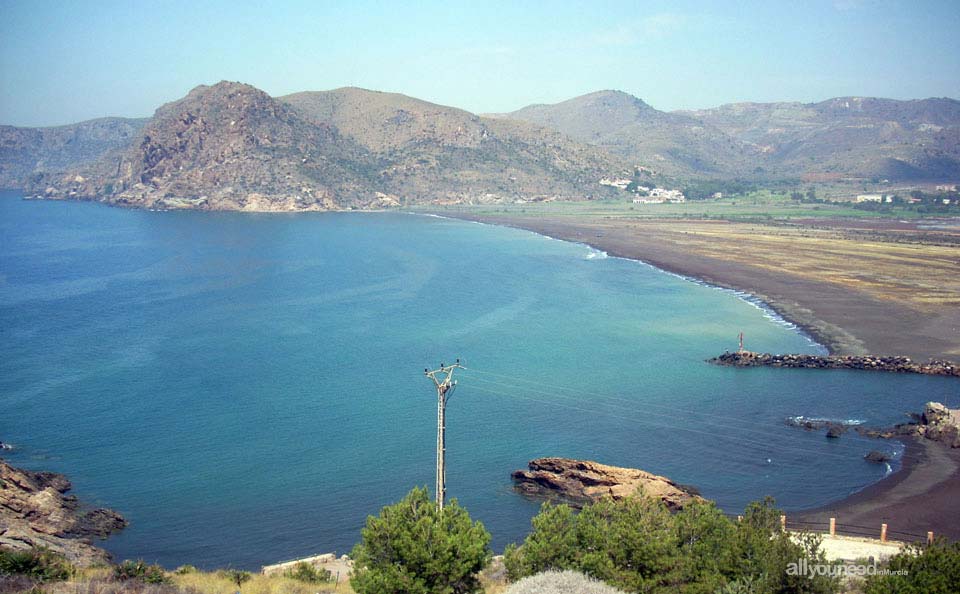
[
  {"xmin": 408, "ymin": 212, "xmax": 829, "ymax": 354},
  {"xmin": 787, "ymin": 415, "xmax": 867, "ymax": 426}
]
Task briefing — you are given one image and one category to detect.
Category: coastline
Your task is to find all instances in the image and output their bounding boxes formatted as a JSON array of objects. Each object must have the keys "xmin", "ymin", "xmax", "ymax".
[
  {"xmin": 440, "ymin": 212, "xmax": 960, "ymax": 360},
  {"xmin": 795, "ymin": 437, "xmax": 960, "ymax": 541},
  {"xmin": 438, "ymin": 211, "xmax": 960, "ymax": 541},
  {"xmin": 439, "ymin": 213, "xmax": 857, "ymax": 355}
]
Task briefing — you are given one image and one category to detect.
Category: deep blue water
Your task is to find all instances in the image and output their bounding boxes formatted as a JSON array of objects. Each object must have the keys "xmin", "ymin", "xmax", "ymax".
[{"xmin": 1, "ymin": 192, "xmax": 957, "ymax": 569}]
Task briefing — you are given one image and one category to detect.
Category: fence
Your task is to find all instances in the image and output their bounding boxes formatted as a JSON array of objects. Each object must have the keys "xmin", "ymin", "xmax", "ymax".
[{"xmin": 724, "ymin": 512, "xmax": 935, "ymax": 545}]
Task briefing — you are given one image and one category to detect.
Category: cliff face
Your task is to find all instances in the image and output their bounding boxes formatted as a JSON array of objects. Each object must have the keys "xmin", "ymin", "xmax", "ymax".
[
  {"xmin": 511, "ymin": 457, "xmax": 703, "ymax": 510},
  {"xmin": 0, "ymin": 460, "xmax": 126, "ymax": 566},
  {"xmin": 0, "ymin": 118, "xmax": 147, "ymax": 190}
]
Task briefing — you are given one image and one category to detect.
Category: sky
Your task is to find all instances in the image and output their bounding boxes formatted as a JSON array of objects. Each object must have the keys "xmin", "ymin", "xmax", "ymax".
[{"xmin": 1, "ymin": 0, "xmax": 959, "ymax": 127}]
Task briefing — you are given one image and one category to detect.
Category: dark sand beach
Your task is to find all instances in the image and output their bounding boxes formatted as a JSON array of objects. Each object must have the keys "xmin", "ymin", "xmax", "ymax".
[
  {"xmin": 449, "ymin": 212, "xmax": 960, "ymax": 541},
  {"xmin": 794, "ymin": 438, "xmax": 960, "ymax": 541},
  {"xmin": 448, "ymin": 214, "xmax": 960, "ymax": 360}
]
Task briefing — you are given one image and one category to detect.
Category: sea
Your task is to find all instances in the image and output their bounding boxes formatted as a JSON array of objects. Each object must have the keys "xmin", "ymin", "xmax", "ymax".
[{"xmin": 1, "ymin": 191, "xmax": 957, "ymax": 569}]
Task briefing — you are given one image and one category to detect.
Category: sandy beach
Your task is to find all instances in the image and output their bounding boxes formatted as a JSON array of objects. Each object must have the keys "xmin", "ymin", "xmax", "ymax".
[{"xmin": 446, "ymin": 211, "xmax": 960, "ymax": 542}]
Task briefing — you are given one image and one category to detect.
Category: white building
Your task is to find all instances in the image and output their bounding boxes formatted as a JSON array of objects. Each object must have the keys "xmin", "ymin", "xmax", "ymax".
[
  {"xmin": 649, "ymin": 188, "xmax": 686, "ymax": 202},
  {"xmin": 599, "ymin": 178, "xmax": 632, "ymax": 190}
]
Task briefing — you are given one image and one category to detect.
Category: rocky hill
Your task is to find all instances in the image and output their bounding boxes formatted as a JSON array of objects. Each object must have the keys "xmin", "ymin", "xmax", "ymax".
[
  {"xmin": 681, "ymin": 96, "xmax": 960, "ymax": 180},
  {"xmin": 0, "ymin": 117, "xmax": 147, "ymax": 189},
  {"xmin": 9, "ymin": 86, "xmax": 959, "ymax": 208},
  {"xmin": 26, "ymin": 82, "xmax": 381, "ymax": 211},
  {"xmin": 489, "ymin": 90, "xmax": 762, "ymax": 178},
  {"xmin": 20, "ymin": 83, "xmax": 626, "ymax": 211},
  {"xmin": 496, "ymin": 91, "xmax": 960, "ymax": 181},
  {"xmin": 281, "ymin": 87, "xmax": 627, "ymax": 203}
]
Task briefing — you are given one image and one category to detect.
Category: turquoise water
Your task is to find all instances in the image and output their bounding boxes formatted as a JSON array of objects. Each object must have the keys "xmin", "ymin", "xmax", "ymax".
[{"xmin": 1, "ymin": 192, "xmax": 957, "ymax": 569}]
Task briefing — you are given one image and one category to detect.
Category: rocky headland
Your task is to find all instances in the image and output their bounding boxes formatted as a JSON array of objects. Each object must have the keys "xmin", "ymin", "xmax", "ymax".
[
  {"xmin": 0, "ymin": 460, "xmax": 126, "ymax": 566},
  {"xmin": 511, "ymin": 458, "xmax": 703, "ymax": 510},
  {"xmin": 709, "ymin": 351, "xmax": 960, "ymax": 377}
]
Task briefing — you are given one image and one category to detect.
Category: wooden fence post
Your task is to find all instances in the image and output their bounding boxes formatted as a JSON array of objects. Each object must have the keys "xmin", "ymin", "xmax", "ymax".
[
  {"xmin": 780, "ymin": 515, "xmax": 787, "ymax": 531},
  {"xmin": 737, "ymin": 515, "xmax": 742, "ymax": 523},
  {"xmin": 829, "ymin": 517, "xmax": 836, "ymax": 537},
  {"xmin": 927, "ymin": 531, "xmax": 934, "ymax": 544},
  {"xmin": 881, "ymin": 523, "xmax": 888, "ymax": 543}
]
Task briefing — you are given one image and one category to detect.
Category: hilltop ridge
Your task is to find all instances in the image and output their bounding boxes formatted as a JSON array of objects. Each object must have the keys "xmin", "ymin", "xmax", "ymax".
[
  {"xmin": 6, "ymin": 84, "xmax": 960, "ymax": 211},
  {"xmin": 22, "ymin": 82, "xmax": 623, "ymax": 210}
]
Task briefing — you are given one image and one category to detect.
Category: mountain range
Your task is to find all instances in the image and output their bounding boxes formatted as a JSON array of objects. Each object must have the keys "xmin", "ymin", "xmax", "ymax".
[{"xmin": 2, "ymin": 81, "xmax": 958, "ymax": 211}]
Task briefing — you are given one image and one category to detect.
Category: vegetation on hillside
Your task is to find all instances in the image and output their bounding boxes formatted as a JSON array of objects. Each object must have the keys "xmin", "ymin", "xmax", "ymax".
[
  {"xmin": 503, "ymin": 495, "xmax": 838, "ymax": 594},
  {"xmin": 0, "ymin": 547, "xmax": 73, "ymax": 583},
  {"xmin": 349, "ymin": 487, "xmax": 492, "ymax": 594},
  {"xmin": 3, "ymin": 490, "xmax": 958, "ymax": 594},
  {"xmin": 862, "ymin": 539, "xmax": 960, "ymax": 594}
]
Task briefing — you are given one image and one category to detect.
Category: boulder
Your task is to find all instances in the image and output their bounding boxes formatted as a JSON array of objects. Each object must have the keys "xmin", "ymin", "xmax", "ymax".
[
  {"xmin": 922, "ymin": 402, "xmax": 950, "ymax": 425},
  {"xmin": 511, "ymin": 458, "xmax": 703, "ymax": 511},
  {"xmin": 825, "ymin": 424, "xmax": 845, "ymax": 439},
  {"xmin": 864, "ymin": 451, "xmax": 892, "ymax": 463}
]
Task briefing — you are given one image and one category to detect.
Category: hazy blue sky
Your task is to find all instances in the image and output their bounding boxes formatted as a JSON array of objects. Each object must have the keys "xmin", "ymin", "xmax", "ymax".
[{"xmin": 2, "ymin": 0, "xmax": 959, "ymax": 126}]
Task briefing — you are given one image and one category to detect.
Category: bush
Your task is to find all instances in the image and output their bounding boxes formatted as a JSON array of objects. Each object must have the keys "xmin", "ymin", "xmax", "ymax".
[
  {"xmin": 863, "ymin": 538, "xmax": 960, "ymax": 594},
  {"xmin": 504, "ymin": 494, "xmax": 838, "ymax": 594},
  {"xmin": 0, "ymin": 547, "xmax": 73, "ymax": 582},
  {"xmin": 283, "ymin": 561, "xmax": 332, "ymax": 583},
  {"xmin": 173, "ymin": 564, "xmax": 197, "ymax": 575},
  {"xmin": 113, "ymin": 559, "xmax": 169, "ymax": 584},
  {"xmin": 350, "ymin": 486, "xmax": 492, "ymax": 594},
  {"xmin": 219, "ymin": 569, "xmax": 252, "ymax": 590}
]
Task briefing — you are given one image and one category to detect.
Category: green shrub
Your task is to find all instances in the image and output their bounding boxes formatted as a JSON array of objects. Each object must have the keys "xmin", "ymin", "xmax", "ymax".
[
  {"xmin": 863, "ymin": 538, "xmax": 960, "ymax": 594},
  {"xmin": 113, "ymin": 559, "xmax": 169, "ymax": 584},
  {"xmin": 0, "ymin": 547, "xmax": 73, "ymax": 582},
  {"xmin": 220, "ymin": 569, "xmax": 252, "ymax": 591},
  {"xmin": 283, "ymin": 561, "xmax": 332, "ymax": 583},
  {"xmin": 174, "ymin": 564, "xmax": 197, "ymax": 574},
  {"xmin": 504, "ymin": 494, "xmax": 838, "ymax": 594},
  {"xmin": 350, "ymin": 486, "xmax": 492, "ymax": 594}
]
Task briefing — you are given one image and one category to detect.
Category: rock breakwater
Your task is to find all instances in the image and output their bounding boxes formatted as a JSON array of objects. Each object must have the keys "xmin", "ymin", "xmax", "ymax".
[{"xmin": 709, "ymin": 351, "xmax": 960, "ymax": 377}]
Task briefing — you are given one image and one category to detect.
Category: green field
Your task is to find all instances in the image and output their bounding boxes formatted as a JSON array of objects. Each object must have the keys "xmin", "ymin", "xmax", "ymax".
[{"xmin": 413, "ymin": 190, "xmax": 958, "ymax": 222}]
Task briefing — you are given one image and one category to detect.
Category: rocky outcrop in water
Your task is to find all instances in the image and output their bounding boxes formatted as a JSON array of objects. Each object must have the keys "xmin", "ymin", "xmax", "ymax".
[
  {"xmin": 864, "ymin": 451, "xmax": 893, "ymax": 463},
  {"xmin": 511, "ymin": 458, "xmax": 703, "ymax": 510},
  {"xmin": 0, "ymin": 460, "xmax": 126, "ymax": 566},
  {"xmin": 709, "ymin": 351, "xmax": 960, "ymax": 377},
  {"xmin": 857, "ymin": 402, "xmax": 960, "ymax": 448}
]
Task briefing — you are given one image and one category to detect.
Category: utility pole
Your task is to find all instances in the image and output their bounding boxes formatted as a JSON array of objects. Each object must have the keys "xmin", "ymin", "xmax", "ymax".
[{"xmin": 425, "ymin": 359, "xmax": 463, "ymax": 512}]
